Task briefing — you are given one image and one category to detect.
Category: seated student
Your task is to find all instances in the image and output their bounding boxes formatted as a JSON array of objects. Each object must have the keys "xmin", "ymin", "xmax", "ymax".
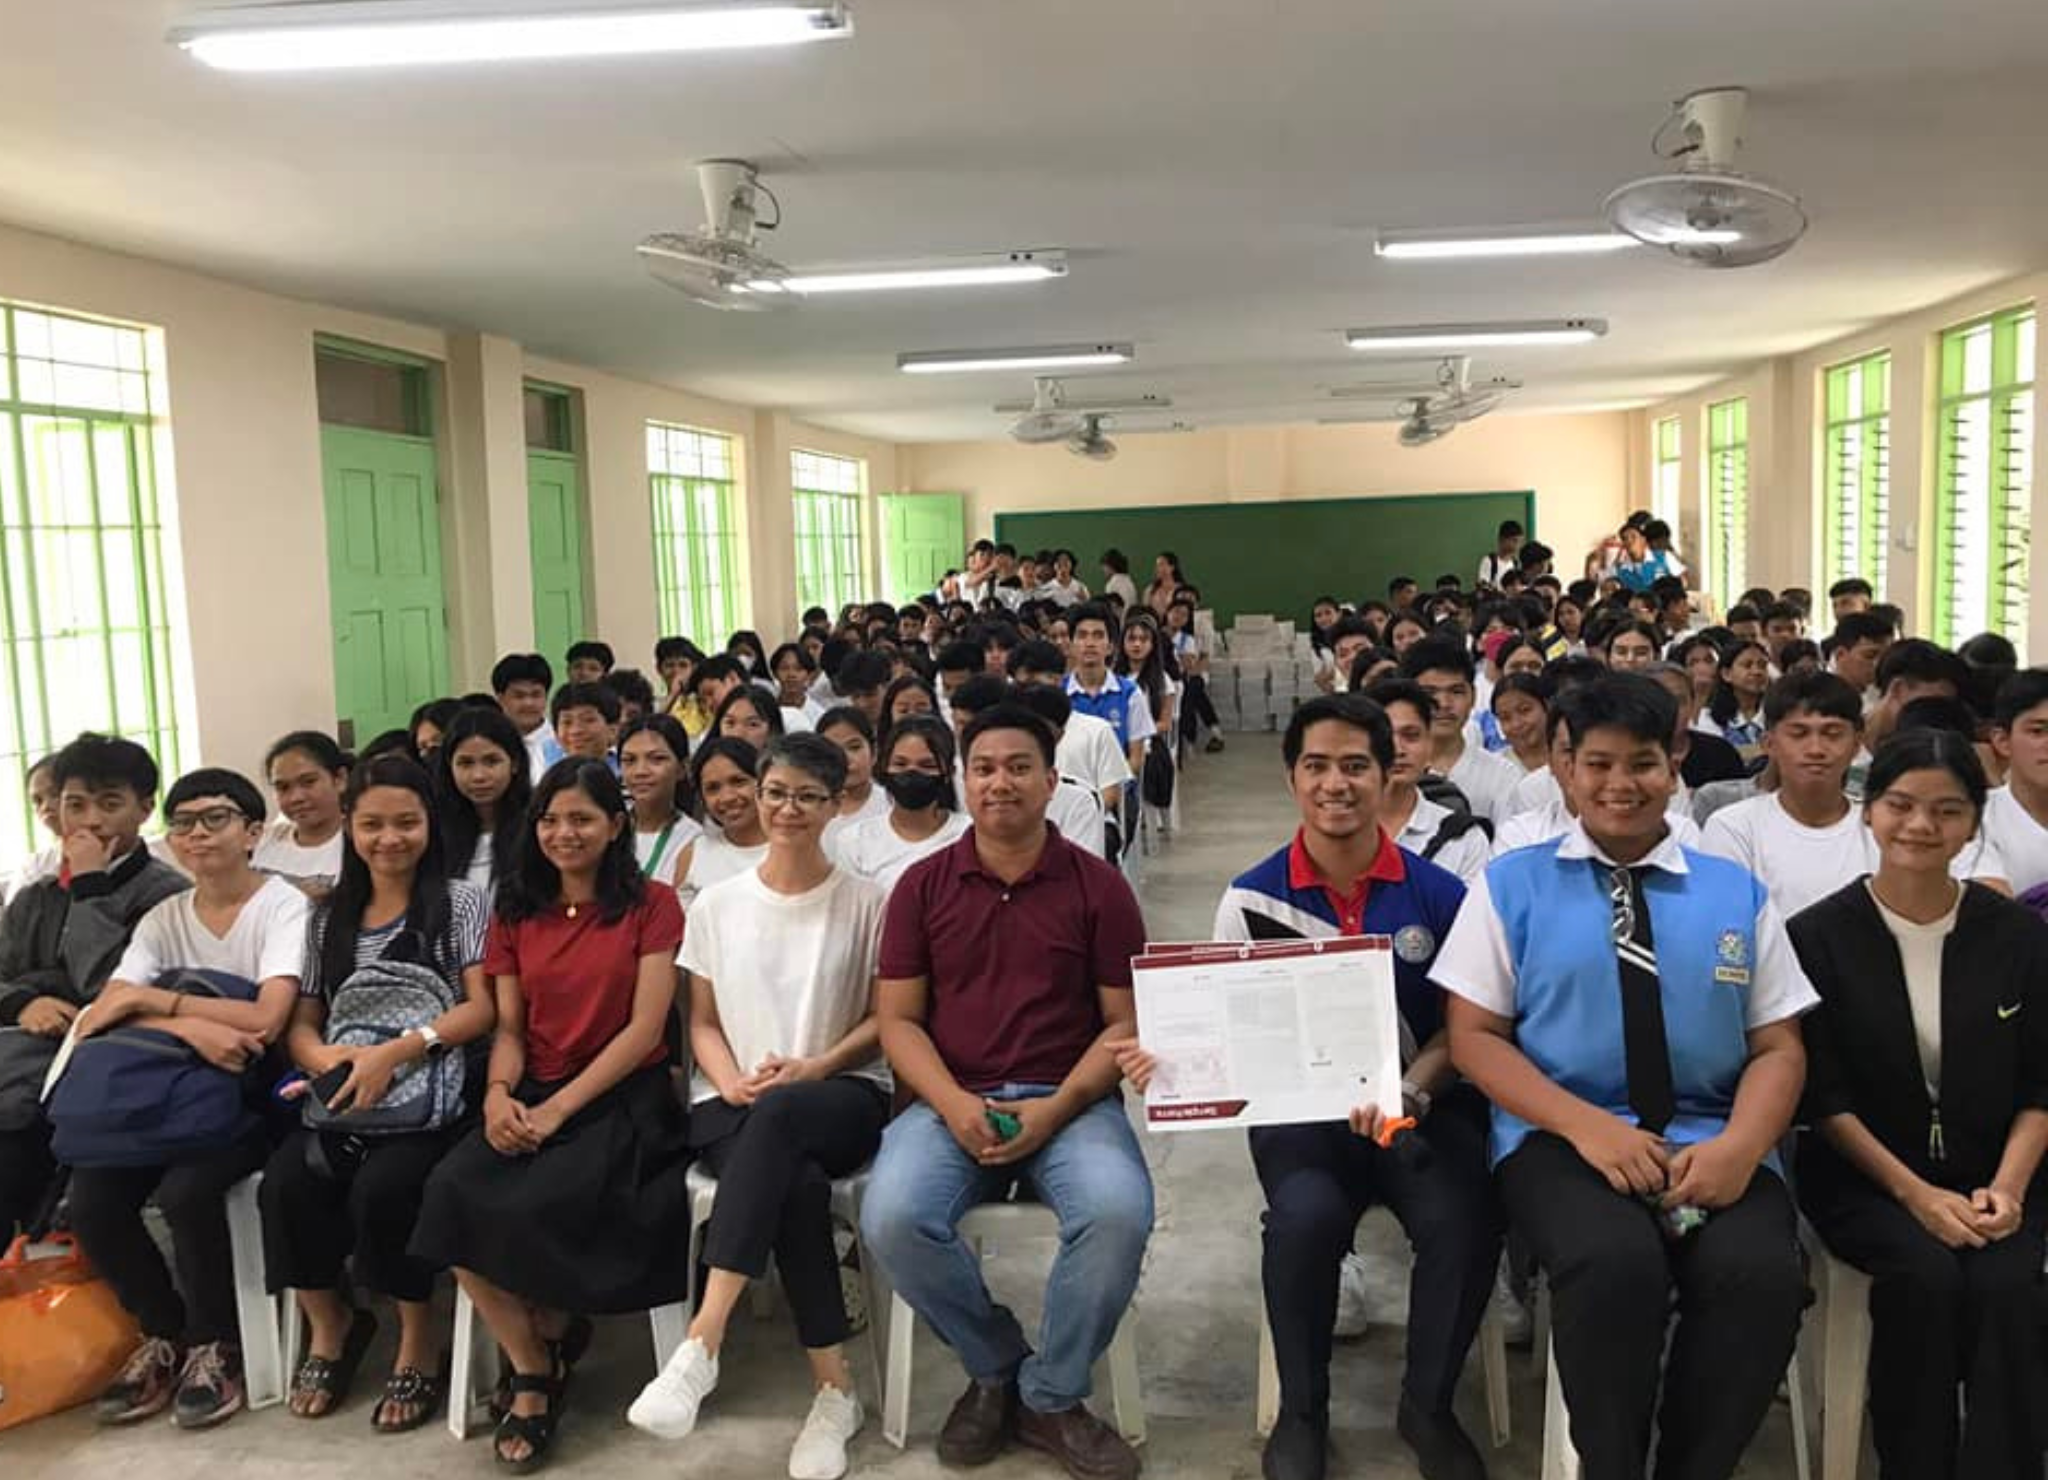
[
  {"xmin": 1723, "ymin": 602, "xmax": 1764, "ymax": 648},
  {"xmin": 691, "ymin": 653, "xmax": 750, "ymax": 733},
  {"xmin": 1826, "ymin": 612, "xmax": 1893, "ymax": 711},
  {"xmin": 1602, "ymin": 620, "xmax": 1662, "ymax": 673},
  {"xmin": 675, "ymin": 737, "xmax": 768, "ymax": 912},
  {"xmin": 618, "ymin": 715, "xmax": 702, "ymax": 890},
  {"xmin": 604, "ymin": 668, "xmax": 656, "ymax": 729},
  {"xmin": 551, "ymin": 681, "xmax": 622, "ymax": 767},
  {"xmin": 1012, "ymin": 640, "xmax": 1130, "ymax": 821},
  {"xmin": 832, "ymin": 715, "xmax": 971, "ymax": 892},
  {"xmin": 936, "ymin": 640, "xmax": 985, "ymax": 703},
  {"xmin": 1013, "ymin": 685, "xmax": 1112, "ymax": 860},
  {"xmin": 410, "ymin": 759, "xmax": 689, "ymax": 1471},
  {"xmin": 0, "ymin": 736, "xmax": 189, "ymax": 1238},
  {"xmin": 714, "ymin": 684, "xmax": 788, "ymax": 753},
  {"xmin": 728, "ymin": 629, "xmax": 772, "ymax": 682},
  {"xmin": 262, "ymin": 755, "xmax": 494, "ymax": 1429},
  {"xmin": 656, "ymin": 637, "xmax": 710, "ymax": 735},
  {"xmin": 1364, "ymin": 679, "xmax": 1490, "ymax": 884},
  {"xmin": 771, "ymin": 642, "xmax": 827, "ymax": 726},
  {"xmin": 1494, "ymin": 687, "xmax": 1706, "ymax": 859},
  {"xmin": 1983, "ymin": 670, "xmax": 2048, "ymax": 895},
  {"xmin": 1759, "ymin": 601, "xmax": 1804, "ymax": 669},
  {"xmin": 70, "ymin": 767, "xmax": 310, "ymax": 1428},
  {"xmin": 565, "ymin": 641, "xmax": 615, "ymax": 686},
  {"xmin": 1401, "ymin": 638, "xmax": 1521, "ymax": 826},
  {"xmin": 1789, "ymin": 729, "xmax": 2048, "ymax": 1480},
  {"xmin": 1437, "ymin": 674, "xmax": 1816, "ymax": 1480},
  {"xmin": 495, "ymin": 653, "xmax": 564, "ymax": 785},
  {"xmin": 256, "ymin": 731, "xmax": 351, "ymax": 898},
  {"xmin": 1163, "ymin": 598, "xmax": 1225, "ymax": 752},
  {"xmin": 3, "ymin": 753, "xmax": 64, "ymax": 903},
  {"xmin": 1827, "ymin": 578, "xmax": 1874, "ymax": 622},
  {"xmin": 859, "ymin": 704, "xmax": 1151, "ymax": 1480},
  {"xmin": 815, "ymin": 707, "xmax": 892, "ymax": 852},
  {"xmin": 409, "ymin": 699, "xmax": 462, "ymax": 768},
  {"xmin": 1855, "ymin": 640, "xmax": 1972, "ymax": 796},
  {"xmin": 1117, "ymin": 695, "xmax": 1494, "ymax": 1480},
  {"xmin": 831, "ymin": 651, "xmax": 893, "ymax": 732},
  {"xmin": 1670, "ymin": 635, "xmax": 1725, "ymax": 712},
  {"xmin": 1489, "ymin": 673, "xmax": 1552, "ymax": 776},
  {"xmin": 630, "ymin": 735, "xmax": 889, "ymax": 1477},
  {"xmin": 1502, "ymin": 656, "xmax": 1612, "ymax": 818},
  {"xmin": 1312, "ymin": 615, "xmax": 1379, "ymax": 694},
  {"xmin": 1650, "ymin": 576, "xmax": 1693, "ymax": 641},
  {"xmin": 1065, "ymin": 602, "xmax": 1157, "ymax": 779},
  {"xmin": 1641, "ymin": 663, "xmax": 1748, "ymax": 793},
  {"xmin": 1695, "ymin": 641, "xmax": 1771, "ymax": 759},
  {"xmin": 881, "ymin": 673, "xmax": 940, "ymax": 739},
  {"xmin": 435, "ymin": 705, "xmax": 532, "ymax": 895}
]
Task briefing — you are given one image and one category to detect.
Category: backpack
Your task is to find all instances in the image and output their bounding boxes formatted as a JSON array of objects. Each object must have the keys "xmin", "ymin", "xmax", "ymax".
[
  {"xmin": 1141, "ymin": 735, "xmax": 1176, "ymax": 810},
  {"xmin": 46, "ymin": 970, "xmax": 264, "ymax": 1169},
  {"xmin": 1422, "ymin": 809, "xmax": 1492, "ymax": 861},
  {"xmin": 301, "ymin": 955, "xmax": 464, "ymax": 1136}
]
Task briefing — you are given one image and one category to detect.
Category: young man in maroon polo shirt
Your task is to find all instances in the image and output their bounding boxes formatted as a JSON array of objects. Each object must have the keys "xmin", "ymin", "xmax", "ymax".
[{"xmin": 860, "ymin": 703, "xmax": 1151, "ymax": 1480}]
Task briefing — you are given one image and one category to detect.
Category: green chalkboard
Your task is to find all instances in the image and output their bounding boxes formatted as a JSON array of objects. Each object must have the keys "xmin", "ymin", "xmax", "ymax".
[{"xmin": 994, "ymin": 491, "xmax": 1535, "ymax": 627}]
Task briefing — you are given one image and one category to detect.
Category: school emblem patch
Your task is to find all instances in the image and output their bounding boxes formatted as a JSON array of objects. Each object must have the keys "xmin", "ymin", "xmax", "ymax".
[
  {"xmin": 1714, "ymin": 930, "xmax": 1751, "ymax": 986},
  {"xmin": 1393, "ymin": 925, "xmax": 1436, "ymax": 963}
]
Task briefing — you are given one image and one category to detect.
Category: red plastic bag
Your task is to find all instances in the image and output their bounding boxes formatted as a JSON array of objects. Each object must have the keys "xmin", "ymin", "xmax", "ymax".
[{"xmin": 0, "ymin": 1235, "xmax": 140, "ymax": 1431}]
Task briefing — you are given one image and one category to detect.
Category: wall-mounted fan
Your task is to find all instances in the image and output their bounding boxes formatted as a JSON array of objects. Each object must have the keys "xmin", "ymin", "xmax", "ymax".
[
  {"xmin": 1069, "ymin": 414, "xmax": 1117, "ymax": 461},
  {"xmin": 636, "ymin": 161, "xmax": 788, "ymax": 311},
  {"xmin": 1605, "ymin": 87, "xmax": 1806, "ymax": 268}
]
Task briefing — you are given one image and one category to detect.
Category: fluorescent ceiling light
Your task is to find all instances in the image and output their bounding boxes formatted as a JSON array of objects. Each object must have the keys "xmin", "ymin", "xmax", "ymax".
[
  {"xmin": 1374, "ymin": 228, "xmax": 1637, "ymax": 260},
  {"xmin": 1345, "ymin": 319, "xmax": 1607, "ymax": 351},
  {"xmin": 171, "ymin": 0, "xmax": 850, "ymax": 71},
  {"xmin": 739, "ymin": 252, "xmax": 1066, "ymax": 296},
  {"xmin": 899, "ymin": 344, "xmax": 1134, "ymax": 375},
  {"xmin": 1632, "ymin": 225, "xmax": 1745, "ymax": 246}
]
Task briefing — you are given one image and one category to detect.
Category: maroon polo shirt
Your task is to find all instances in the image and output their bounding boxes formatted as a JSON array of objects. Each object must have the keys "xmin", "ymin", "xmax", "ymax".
[{"xmin": 880, "ymin": 824, "xmax": 1147, "ymax": 1093}]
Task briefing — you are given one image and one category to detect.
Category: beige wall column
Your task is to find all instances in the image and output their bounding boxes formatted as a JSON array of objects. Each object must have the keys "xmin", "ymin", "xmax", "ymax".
[{"xmin": 443, "ymin": 331, "xmax": 532, "ymax": 684}]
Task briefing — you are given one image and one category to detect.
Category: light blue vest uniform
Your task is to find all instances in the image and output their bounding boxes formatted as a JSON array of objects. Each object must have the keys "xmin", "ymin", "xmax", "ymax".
[{"xmin": 1484, "ymin": 838, "xmax": 1768, "ymax": 1168}]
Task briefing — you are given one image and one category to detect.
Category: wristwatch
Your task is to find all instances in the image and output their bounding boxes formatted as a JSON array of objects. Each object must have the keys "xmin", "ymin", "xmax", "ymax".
[
  {"xmin": 409, "ymin": 1025, "xmax": 446, "ymax": 1056},
  {"xmin": 1399, "ymin": 1079, "xmax": 1432, "ymax": 1120}
]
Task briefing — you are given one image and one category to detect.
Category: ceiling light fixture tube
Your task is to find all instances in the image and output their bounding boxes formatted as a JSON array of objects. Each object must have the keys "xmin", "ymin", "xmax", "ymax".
[
  {"xmin": 170, "ymin": 0, "xmax": 851, "ymax": 71},
  {"xmin": 1374, "ymin": 228, "xmax": 1637, "ymax": 260},
  {"xmin": 741, "ymin": 251, "xmax": 1066, "ymax": 296},
  {"xmin": 1345, "ymin": 319, "xmax": 1607, "ymax": 351},
  {"xmin": 898, "ymin": 344, "xmax": 1134, "ymax": 375}
]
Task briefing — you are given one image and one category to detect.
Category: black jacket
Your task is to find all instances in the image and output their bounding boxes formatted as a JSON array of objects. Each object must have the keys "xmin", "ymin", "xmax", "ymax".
[
  {"xmin": 1789, "ymin": 879, "xmax": 2048, "ymax": 1193},
  {"xmin": 0, "ymin": 849, "xmax": 190, "ymax": 1024}
]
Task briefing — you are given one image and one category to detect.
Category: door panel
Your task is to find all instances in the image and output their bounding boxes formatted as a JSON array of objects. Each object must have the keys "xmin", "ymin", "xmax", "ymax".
[
  {"xmin": 321, "ymin": 426, "xmax": 450, "ymax": 745},
  {"xmin": 879, "ymin": 492, "xmax": 965, "ymax": 602},
  {"xmin": 528, "ymin": 450, "xmax": 588, "ymax": 665}
]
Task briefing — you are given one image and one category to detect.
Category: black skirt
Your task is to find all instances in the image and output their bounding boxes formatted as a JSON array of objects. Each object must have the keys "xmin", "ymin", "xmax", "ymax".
[{"xmin": 409, "ymin": 1066, "xmax": 693, "ymax": 1313}]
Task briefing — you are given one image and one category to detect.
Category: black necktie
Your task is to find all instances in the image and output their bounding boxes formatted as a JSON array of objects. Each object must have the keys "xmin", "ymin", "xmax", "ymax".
[{"xmin": 1609, "ymin": 864, "xmax": 1676, "ymax": 1134}]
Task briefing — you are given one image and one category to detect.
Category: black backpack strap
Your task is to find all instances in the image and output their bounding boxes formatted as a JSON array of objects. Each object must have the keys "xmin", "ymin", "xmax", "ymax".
[{"xmin": 1423, "ymin": 809, "xmax": 1491, "ymax": 860}]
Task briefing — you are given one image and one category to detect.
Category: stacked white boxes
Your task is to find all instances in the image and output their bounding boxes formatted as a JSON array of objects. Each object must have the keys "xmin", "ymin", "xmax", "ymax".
[{"xmin": 1214, "ymin": 614, "xmax": 1308, "ymax": 731}]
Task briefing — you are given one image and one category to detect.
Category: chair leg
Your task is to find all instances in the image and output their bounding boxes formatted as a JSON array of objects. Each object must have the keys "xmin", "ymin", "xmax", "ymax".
[
  {"xmin": 882, "ymin": 1292, "xmax": 915, "ymax": 1448},
  {"xmin": 1541, "ymin": 1333, "xmax": 1581, "ymax": 1480},
  {"xmin": 449, "ymin": 1285, "xmax": 497, "ymax": 1442},
  {"xmin": 1480, "ymin": 1303, "xmax": 1512, "ymax": 1448},
  {"xmin": 1102, "ymin": 1313, "xmax": 1146, "ymax": 1446},
  {"xmin": 1821, "ymin": 1261, "xmax": 1872, "ymax": 1480},
  {"xmin": 857, "ymin": 1247, "xmax": 890, "ymax": 1411},
  {"xmin": 649, "ymin": 1303, "xmax": 688, "ymax": 1372},
  {"xmin": 1787, "ymin": 1352, "xmax": 1813, "ymax": 1480},
  {"xmin": 1254, "ymin": 1310, "xmax": 1279, "ymax": 1438},
  {"xmin": 226, "ymin": 1175, "xmax": 284, "ymax": 1411},
  {"xmin": 280, "ymin": 1286, "xmax": 303, "ymax": 1374}
]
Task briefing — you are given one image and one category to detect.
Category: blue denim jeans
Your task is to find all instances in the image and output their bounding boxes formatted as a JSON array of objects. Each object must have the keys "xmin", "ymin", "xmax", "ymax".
[{"xmin": 859, "ymin": 1084, "xmax": 1154, "ymax": 1414}]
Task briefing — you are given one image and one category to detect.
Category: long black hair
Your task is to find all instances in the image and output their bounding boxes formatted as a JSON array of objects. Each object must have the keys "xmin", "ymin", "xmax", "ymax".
[
  {"xmin": 434, "ymin": 705, "xmax": 532, "ymax": 891},
  {"xmin": 712, "ymin": 684, "xmax": 785, "ymax": 739},
  {"xmin": 617, "ymin": 713, "xmax": 694, "ymax": 817},
  {"xmin": 319, "ymin": 754, "xmax": 454, "ymax": 990},
  {"xmin": 1114, "ymin": 610, "xmax": 1171, "ymax": 714},
  {"xmin": 497, "ymin": 759, "xmax": 643, "ymax": 925},
  {"xmin": 1707, "ymin": 638, "xmax": 1771, "ymax": 727}
]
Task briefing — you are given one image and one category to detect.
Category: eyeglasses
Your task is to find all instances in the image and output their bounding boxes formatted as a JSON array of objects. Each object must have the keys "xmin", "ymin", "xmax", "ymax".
[
  {"xmin": 167, "ymin": 805, "xmax": 246, "ymax": 835},
  {"xmin": 759, "ymin": 784, "xmax": 838, "ymax": 812}
]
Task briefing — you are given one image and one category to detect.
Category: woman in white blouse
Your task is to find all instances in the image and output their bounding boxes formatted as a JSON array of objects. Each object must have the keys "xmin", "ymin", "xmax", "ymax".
[
  {"xmin": 619, "ymin": 715, "xmax": 702, "ymax": 890},
  {"xmin": 674, "ymin": 738, "xmax": 767, "ymax": 913}
]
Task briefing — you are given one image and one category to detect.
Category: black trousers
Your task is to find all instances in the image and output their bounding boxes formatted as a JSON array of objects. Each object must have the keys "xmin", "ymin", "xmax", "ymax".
[
  {"xmin": 0, "ymin": 1120, "xmax": 56, "ymax": 1238},
  {"xmin": 260, "ymin": 1125, "xmax": 465, "ymax": 1303},
  {"xmin": 691, "ymin": 1077, "xmax": 888, "ymax": 1350},
  {"xmin": 67, "ymin": 1128, "xmax": 269, "ymax": 1345},
  {"xmin": 1179, "ymin": 675, "xmax": 1220, "ymax": 739},
  {"xmin": 1250, "ymin": 1093, "xmax": 1501, "ymax": 1421},
  {"xmin": 1800, "ymin": 1147, "xmax": 2047, "ymax": 1480},
  {"xmin": 1498, "ymin": 1132, "xmax": 1804, "ymax": 1480}
]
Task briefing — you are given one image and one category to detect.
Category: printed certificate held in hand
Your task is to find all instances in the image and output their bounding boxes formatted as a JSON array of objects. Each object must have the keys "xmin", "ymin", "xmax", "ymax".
[{"xmin": 1131, "ymin": 936, "xmax": 1403, "ymax": 1132}]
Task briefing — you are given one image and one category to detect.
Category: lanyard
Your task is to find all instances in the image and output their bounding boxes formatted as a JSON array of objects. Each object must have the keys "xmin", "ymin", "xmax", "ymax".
[{"xmin": 641, "ymin": 820, "xmax": 680, "ymax": 879}]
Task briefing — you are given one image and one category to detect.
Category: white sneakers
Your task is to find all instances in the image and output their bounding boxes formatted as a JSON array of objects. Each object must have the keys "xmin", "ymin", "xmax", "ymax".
[
  {"xmin": 628, "ymin": 1342, "xmax": 863, "ymax": 1480},
  {"xmin": 628, "ymin": 1336, "xmax": 719, "ymax": 1439},
  {"xmin": 1333, "ymin": 1250, "xmax": 1372, "ymax": 1338},
  {"xmin": 788, "ymin": 1385, "xmax": 864, "ymax": 1480}
]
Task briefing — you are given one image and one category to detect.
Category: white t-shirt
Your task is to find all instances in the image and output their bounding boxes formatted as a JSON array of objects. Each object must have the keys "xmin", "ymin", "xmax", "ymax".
[
  {"xmin": 678, "ymin": 866, "xmax": 890, "ymax": 1104},
  {"xmin": 114, "ymin": 875, "xmax": 309, "ymax": 987},
  {"xmin": 1393, "ymin": 793, "xmax": 1489, "ymax": 883},
  {"xmin": 1973, "ymin": 788, "xmax": 2048, "ymax": 896},
  {"xmin": 3, "ymin": 841, "xmax": 61, "ymax": 905},
  {"xmin": 1104, "ymin": 572, "xmax": 1140, "ymax": 610},
  {"xmin": 1055, "ymin": 712, "xmax": 1134, "ymax": 798},
  {"xmin": 1704, "ymin": 792, "xmax": 2002, "ymax": 917},
  {"xmin": 677, "ymin": 830, "xmax": 769, "ymax": 912},
  {"xmin": 460, "ymin": 834, "xmax": 495, "ymax": 893},
  {"xmin": 1446, "ymin": 741, "xmax": 1522, "ymax": 825},
  {"xmin": 1507, "ymin": 766, "xmax": 1560, "ymax": 817},
  {"xmin": 1868, "ymin": 880, "xmax": 1960, "ymax": 1097},
  {"xmin": 832, "ymin": 810, "xmax": 972, "ymax": 894},
  {"xmin": 1049, "ymin": 776, "xmax": 1108, "ymax": 858},
  {"xmin": 252, "ymin": 817, "xmax": 344, "ymax": 893},
  {"xmin": 634, "ymin": 814, "xmax": 704, "ymax": 889},
  {"xmin": 1045, "ymin": 578, "xmax": 1090, "ymax": 608},
  {"xmin": 820, "ymin": 787, "xmax": 893, "ymax": 856}
]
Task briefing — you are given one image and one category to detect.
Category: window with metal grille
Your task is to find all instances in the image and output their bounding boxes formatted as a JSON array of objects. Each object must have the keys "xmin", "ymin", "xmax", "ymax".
[
  {"xmin": 648, "ymin": 422, "xmax": 743, "ymax": 643},
  {"xmin": 1822, "ymin": 351, "xmax": 1891, "ymax": 599},
  {"xmin": 0, "ymin": 302, "xmax": 185, "ymax": 864},
  {"xmin": 1652, "ymin": 415, "xmax": 1682, "ymax": 530},
  {"xmin": 1706, "ymin": 397, "xmax": 1749, "ymax": 601},
  {"xmin": 1933, "ymin": 306, "xmax": 2034, "ymax": 650},
  {"xmin": 790, "ymin": 448, "xmax": 866, "ymax": 616}
]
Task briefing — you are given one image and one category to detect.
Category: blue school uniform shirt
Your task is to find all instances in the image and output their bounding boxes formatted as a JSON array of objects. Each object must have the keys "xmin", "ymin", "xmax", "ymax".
[
  {"xmin": 1065, "ymin": 671, "xmax": 1152, "ymax": 750},
  {"xmin": 1430, "ymin": 821, "xmax": 1817, "ymax": 1167},
  {"xmin": 1213, "ymin": 829, "xmax": 1468, "ymax": 1053}
]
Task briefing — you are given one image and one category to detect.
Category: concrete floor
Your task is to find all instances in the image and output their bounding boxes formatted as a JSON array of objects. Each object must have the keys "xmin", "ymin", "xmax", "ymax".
[{"xmin": 8, "ymin": 733, "xmax": 1809, "ymax": 1478}]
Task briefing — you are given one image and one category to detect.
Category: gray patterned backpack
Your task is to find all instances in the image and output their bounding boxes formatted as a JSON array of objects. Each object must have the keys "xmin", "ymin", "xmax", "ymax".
[{"xmin": 302, "ymin": 955, "xmax": 465, "ymax": 1135}]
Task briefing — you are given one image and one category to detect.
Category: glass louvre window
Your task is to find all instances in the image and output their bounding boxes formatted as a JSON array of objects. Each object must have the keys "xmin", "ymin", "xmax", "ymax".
[
  {"xmin": 1822, "ymin": 352, "xmax": 1892, "ymax": 599},
  {"xmin": 1706, "ymin": 397, "xmax": 1750, "ymax": 601},
  {"xmin": 0, "ymin": 303, "xmax": 184, "ymax": 863},
  {"xmin": 647, "ymin": 422, "xmax": 743, "ymax": 644},
  {"xmin": 1933, "ymin": 306, "xmax": 2034, "ymax": 649},
  {"xmin": 1652, "ymin": 415, "xmax": 1681, "ymax": 530},
  {"xmin": 790, "ymin": 449, "xmax": 866, "ymax": 615}
]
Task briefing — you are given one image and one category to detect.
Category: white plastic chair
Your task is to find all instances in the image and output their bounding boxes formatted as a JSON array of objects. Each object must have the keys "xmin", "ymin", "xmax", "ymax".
[
  {"xmin": 1812, "ymin": 1239, "xmax": 1872, "ymax": 1480},
  {"xmin": 881, "ymin": 1201, "xmax": 1145, "ymax": 1449},
  {"xmin": 225, "ymin": 1172, "xmax": 286, "ymax": 1411}
]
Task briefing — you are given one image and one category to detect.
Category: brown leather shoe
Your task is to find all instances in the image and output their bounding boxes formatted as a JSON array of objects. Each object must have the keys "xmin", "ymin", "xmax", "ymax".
[
  {"xmin": 1016, "ymin": 1401, "xmax": 1141, "ymax": 1480},
  {"xmin": 937, "ymin": 1377, "xmax": 1017, "ymax": 1467}
]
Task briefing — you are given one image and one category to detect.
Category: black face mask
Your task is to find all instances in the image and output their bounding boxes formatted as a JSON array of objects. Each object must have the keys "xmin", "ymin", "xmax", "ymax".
[{"xmin": 881, "ymin": 770, "xmax": 953, "ymax": 811}]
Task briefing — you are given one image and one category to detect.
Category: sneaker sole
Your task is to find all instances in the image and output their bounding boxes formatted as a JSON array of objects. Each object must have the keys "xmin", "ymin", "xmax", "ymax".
[
  {"xmin": 172, "ymin": 1394, "xmax": 245, "ymax": 1430},
  {"xmin": 626, "ymin": 1399, "xmax": 705, "ymax": 1442},
  {"xmin": 96, "ymin": 1398, "xmax": 174, "ymax": 1427}
]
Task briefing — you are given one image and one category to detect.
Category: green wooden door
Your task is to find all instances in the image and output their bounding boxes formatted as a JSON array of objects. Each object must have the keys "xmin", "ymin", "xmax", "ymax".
[
  {"xmin": 879, "ymin": 492, "xmax": 966, "ymax": 602},
  {"xmin": 528, "ymin": 449, "xmax": 588, "ymax": 664},
  {"xmin": 321, "ymin": 426, "xmax": 450, "ymax": 745}
]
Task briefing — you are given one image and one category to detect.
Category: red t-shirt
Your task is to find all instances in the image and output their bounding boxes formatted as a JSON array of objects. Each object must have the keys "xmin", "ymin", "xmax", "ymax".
[
  {"xmin": 485, "ymin": 888, "xmax": 685, "ymax": 1084},
  {"xmin": 879, "ymin": 827, "xmax": 1147, "ymax": 1093}
]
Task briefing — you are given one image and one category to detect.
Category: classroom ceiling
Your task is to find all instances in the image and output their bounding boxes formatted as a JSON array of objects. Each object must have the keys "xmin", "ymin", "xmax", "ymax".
[{"xmin": 3, "ymin": 2, "xmax": 2048, "ymax": 441}]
